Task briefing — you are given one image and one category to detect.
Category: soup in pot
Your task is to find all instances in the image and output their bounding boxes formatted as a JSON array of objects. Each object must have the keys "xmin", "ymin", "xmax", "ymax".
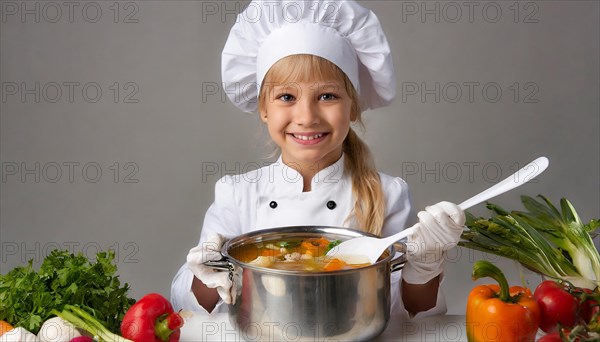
[{"xmin": 230, "ymin": 237, "xmax": 368, "ymax": 272}]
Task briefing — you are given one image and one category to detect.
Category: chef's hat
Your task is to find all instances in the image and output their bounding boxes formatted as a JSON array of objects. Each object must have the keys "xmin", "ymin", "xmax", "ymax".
[{"xmin": 221, "ymin": 0, "xmax": 396, "ymax": 113}]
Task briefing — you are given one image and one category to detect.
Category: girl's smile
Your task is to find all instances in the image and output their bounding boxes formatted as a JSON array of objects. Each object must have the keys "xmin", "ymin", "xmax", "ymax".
[{"xmin": 288, "ymin": 132, "xmax": 328, "ymax": 145}]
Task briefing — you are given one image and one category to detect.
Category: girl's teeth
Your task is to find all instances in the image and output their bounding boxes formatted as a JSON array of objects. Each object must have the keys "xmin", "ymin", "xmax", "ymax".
[{"xmin": 294, "ymin": 133, "xmax": 323, "ymax": 140}]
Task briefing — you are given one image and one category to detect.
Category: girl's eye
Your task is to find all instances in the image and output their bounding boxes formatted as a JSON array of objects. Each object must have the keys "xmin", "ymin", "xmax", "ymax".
[
  {"xmin": 278, "ymin": 94, "xmax": 295, "ymax": 102},
  {"xmin": 319, "ymin": 93, "xmax": 338, "ymax": 101}
]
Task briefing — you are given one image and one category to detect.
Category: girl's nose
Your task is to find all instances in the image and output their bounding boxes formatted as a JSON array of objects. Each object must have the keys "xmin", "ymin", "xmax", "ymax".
[{"xmin": 294, "ymin": 98, "xmax": 320, "ymax": 126}]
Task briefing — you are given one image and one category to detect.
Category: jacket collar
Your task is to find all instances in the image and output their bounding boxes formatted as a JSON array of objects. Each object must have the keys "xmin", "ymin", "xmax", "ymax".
[{"xmin": 270, "ymin": 154, "xmax": 347, "ymax": 193}]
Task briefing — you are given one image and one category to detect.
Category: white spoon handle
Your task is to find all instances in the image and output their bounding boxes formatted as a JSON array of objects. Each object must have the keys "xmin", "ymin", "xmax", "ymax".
[
  {"xmin": 458, "ymin": 156, "xmax": 549, "ymax": 211},
  {"xmin": 380, "ymin": 157, "xmax": 549, "ymax": 245},
  {"xmin": 380, "ymin": 227, "xmax": 415, "ymax": 246}
]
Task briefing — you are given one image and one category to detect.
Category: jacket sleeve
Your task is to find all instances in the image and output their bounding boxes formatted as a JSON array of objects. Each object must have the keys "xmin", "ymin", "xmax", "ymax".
[
  {"xmin": 380, "ymin": 177, "xmax": 414, "ymax": 238},
  {"xmin": 171, "ymin": 175, "xmax": 242, "ymax": 314},
  {"xmin": 382, "ymin": 176, "xmax": 448, "ymax": 319}
]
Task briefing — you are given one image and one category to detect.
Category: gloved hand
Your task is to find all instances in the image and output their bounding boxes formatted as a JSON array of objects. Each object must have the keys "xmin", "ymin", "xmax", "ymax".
[
  {"xmin": 402, "ymin": 201, "xmax": 465, "ymax": 285},
  {"xmin": 186, "ymin": 233, "xmax": 238, "ymax": 305}
]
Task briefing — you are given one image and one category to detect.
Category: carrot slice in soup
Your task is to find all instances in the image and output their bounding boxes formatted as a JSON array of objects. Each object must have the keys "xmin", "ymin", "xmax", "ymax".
[{"xmin": 323, "ymin": 258, "xmax": 347, "ymax": 271}]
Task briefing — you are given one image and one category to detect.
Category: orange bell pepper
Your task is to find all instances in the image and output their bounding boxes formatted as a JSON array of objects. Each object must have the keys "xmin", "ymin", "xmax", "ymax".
[{"xmin": 466, "ymin": 260, "xmax": 540, "ymax": 342}]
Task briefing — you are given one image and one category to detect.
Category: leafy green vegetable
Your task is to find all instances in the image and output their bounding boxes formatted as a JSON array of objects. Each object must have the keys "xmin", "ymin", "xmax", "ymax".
[
  {"xmin": 460, "ymin": 195, "xmax": 600, "ymax": 289},
  {"xmin": 326, "ymin": 240, "xmax": 342, "ymax": 253},
  {"xmin": 0, "ymin": 249, "xmax": 135, "ymax": 335}
]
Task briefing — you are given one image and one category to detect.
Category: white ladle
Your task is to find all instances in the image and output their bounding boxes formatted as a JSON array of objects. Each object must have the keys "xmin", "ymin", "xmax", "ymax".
[{"xmin": 326, "ymin": 156, "xmax": 550, "ymax": 265}]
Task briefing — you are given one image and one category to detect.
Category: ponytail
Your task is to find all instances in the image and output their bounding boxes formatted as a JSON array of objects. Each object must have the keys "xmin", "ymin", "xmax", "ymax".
[{"xmin": 343, "ymin": 128, "xmax": 386, "ymax": 236}]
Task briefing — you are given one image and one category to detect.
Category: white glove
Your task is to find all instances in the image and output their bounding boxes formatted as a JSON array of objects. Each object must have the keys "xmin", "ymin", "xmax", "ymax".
[
  {"xmin": 402, "ymin": 201, "xmax": 465, "ymax": 285},
  {"xmin": 187, "ymin": 233, "xmax": 238, "ymax": 305}
]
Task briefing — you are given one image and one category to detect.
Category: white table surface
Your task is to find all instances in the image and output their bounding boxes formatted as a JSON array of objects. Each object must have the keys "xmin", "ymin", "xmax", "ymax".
[{"xmin": 180, "ymin": 313, "xmax": 471, "ymax": 341}]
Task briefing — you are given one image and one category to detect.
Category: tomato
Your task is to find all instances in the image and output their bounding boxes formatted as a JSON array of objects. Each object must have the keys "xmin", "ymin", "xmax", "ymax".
[
  {"xmin": 537, "ymin": 329, "xmax": 582, "ymax": 342},
  {"xmin": 577, "ymin": 288, "xmax": 599, "ymax": 324},
  {"xmin": 572, "ymin": 287, "xmax": 600, "ymax": 333},
  {"xmin": 534, "ymin": 280, "xmax": 579, "ymax": 333},
  {"xmin": 537, "ymin": 332, "xmax": 564, "ymax": 342}
]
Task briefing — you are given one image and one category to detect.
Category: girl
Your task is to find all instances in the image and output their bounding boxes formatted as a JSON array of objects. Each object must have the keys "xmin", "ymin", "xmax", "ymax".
[{"xmin": 171, "ymin": 0, "xmax": 464, "ymax": 320}]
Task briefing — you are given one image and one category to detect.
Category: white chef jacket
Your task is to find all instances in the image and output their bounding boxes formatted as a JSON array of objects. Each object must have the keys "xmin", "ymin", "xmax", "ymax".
[{"xmin": 171, "ymin": 154, "xmax": 447, "ymax": 320}]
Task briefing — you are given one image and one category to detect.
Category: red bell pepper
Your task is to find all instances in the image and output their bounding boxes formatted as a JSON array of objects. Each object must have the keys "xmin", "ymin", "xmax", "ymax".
[{"xmin": 121, "ymin": 293, "xmax": 184, "ymax": 342}]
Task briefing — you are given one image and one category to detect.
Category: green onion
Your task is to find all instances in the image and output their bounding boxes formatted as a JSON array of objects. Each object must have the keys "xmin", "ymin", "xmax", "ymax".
[
  {"xmin": 52, "ymin": 305, "xmax": 132, "ymax": 342},
  {"xmin": 460, "ymin": 195, "xmax": 600, "ymax": 289}
]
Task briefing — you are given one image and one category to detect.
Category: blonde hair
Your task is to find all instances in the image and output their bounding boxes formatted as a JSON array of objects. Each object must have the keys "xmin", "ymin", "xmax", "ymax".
[{"xmin": 258, "ymin": 55, "xmax": 386, "ymax": 236}]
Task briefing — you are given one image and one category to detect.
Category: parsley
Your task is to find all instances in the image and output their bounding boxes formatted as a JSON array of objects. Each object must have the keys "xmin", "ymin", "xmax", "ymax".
[
  {"xmin": 0, "ymin": 249, "xmax": 135, "ymax": 335},
  {"xmin": 277, "ymin": 240, "xmax": 301, "ymax": 249},
  {"xmin": 326, "ymin": 240, "xmax": 342, "ymax": 253}
]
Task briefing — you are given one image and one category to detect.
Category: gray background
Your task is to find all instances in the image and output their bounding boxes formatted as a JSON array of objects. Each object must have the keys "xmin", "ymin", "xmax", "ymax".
[{"xmin": 1, "ymin": 0, "xmax": 599, "ymax": 315}]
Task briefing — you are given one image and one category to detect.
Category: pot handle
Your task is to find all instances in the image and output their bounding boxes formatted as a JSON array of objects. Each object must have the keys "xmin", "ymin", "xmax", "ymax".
[
  {"xmin": 203, "ymin": 255, "xmax": 236, "ymax": 280},
  {"xmin": 390, "ymin": 243, "xmax": 407, "ymax": 273}
]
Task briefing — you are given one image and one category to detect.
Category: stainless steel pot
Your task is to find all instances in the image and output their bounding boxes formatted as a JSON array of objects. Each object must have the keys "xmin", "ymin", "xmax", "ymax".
[{"xmin": 205, "ymin": 226, "xmax": 406, "ymax": 341}]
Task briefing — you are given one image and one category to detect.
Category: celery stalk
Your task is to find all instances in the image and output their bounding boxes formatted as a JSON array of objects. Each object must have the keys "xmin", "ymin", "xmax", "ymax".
[{"xmin": 460, "ymin": 195, "xmax": 600, "ymax": 289}]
